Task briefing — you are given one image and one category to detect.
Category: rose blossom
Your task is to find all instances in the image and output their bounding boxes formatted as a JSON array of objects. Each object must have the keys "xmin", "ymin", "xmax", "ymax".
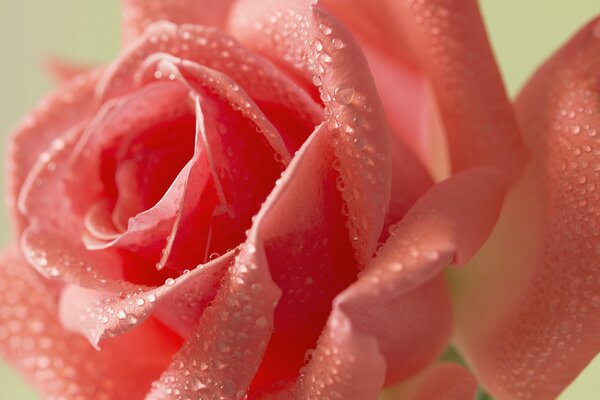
[{"xmin": 1, "ymin": 0, "xmax": 599, "ymax": 399}]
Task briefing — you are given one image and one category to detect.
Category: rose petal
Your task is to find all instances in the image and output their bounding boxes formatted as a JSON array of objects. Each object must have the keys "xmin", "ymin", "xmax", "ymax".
[
  {"xmin": 146, "ymin": 118, "xmax": 356, "ymax": 398},
  {"xmin": 316, "ymin": 0, "xmax": 434, "ymax": 167},
  {"xmin": 324, "ymin": 0, "xmax": 524, "ymax": 178},
  {"xmin": 100, "ymin": 22, "xmax": 323, "ymax": 148},
  {"xmin": 453, "ymin": 17, "xmax": 600, "ymax": 399},
  {"xmin": 291, "ymin": 309, "xmax": 386, "ymax": 400},
  {"xmin": 408, "ymin": 363, "xmax": 478, "ymax": 400},
  {"xmin": 137, "ymin": 58, "xmax": 292, "ymax": 271},
  {"xmin": 228, "ymin": 0, "xmax": 391, "ymax": 262},
  {"xmin": 58, "ymin": 251, "xmax": 234, "ymax": 347},
  {"xmin": 246, "ymin": 123, "xmax": 359, "ymax": 392},
  {"xmin": 0, "ymin": 249, "xmax": 181, "ymax": 400},
  {"xmin": 7, "ymin": 68, "xmax": 101, "ymax": 231},
  {"xmin": 122, "ymin": 0, "xmax": 236, "ymax": 46},
  {"xmin": 146, "ymin": 239, "xmax": 281, "ymax": 399},
  {"xmin": 395, "ymin": 0, "xmax": 525, "ymax": 176},
  {"xmin": 17, "ymin": 83, "xmax": 198, "ymax": 287},
  {"xmin": 285, "ymin": 167, "xmax": 505, "ymax": 396}
]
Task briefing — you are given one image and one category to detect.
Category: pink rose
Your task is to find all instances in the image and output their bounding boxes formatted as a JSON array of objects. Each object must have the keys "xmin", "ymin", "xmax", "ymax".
[{"xmin": 1, "ymin": 0, "xmax": 598, "ymax": 399}]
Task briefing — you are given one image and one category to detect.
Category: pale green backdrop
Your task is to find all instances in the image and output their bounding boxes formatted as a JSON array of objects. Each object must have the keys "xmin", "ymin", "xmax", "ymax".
[{"xmin": 0, "ymin": 1, "xmax": 599, "ymax": 398}]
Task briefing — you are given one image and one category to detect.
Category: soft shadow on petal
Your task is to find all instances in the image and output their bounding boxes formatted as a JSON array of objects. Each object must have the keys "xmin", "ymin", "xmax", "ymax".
[
  {"xmin": 452, "ymin": 17, "xmax": 600, "ymax": 400},
  {"xmin": 0, "ymin": 249, "xmax": 182, "ymax": 400}
]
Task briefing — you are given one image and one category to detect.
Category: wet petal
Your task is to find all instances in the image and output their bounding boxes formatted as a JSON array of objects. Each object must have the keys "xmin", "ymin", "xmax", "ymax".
[
  {"xmin": 453, "ymin": 17, "xmax": 600, "ymax": 399},
  {"xmin": 0, "ymin": 249, "xmax": 181, "ymax": 400},
  {"xmin": 7, "ymin": 68, "xmax": 101, "ymax": 231},
  {"xmin": 100, "ymin": 22, "xmax": 323, "ymax": 145},
  {"xmin": 139, "ymin": 58, "xmax": 290, "ymax": 271},
  {"xmin": 122, "ymin": 0, "xmax": 235, "ymax": 46},
  {"xmin": 58, "ymin": 251, "xmax": 233, "ymax": 347},
  {"xmin": 17, "ymin": 83, "xmax": 196, "ymax": 288},
  {"xmin": 324, "ymin": 0, "xmax": 524, "ymax": 177},
  {"xmin": 289, "ymin": 167, "xmax": 505, "ymax": 395},
  {"xmin": 146, "ymin": 238, "xmax": 281, "ymax": 399},
  {"xmin": 291, "ymin": 308, "xmax": 386, "ymax": 400},
  {"xmin": 146, "ymin": 120, "xmax": 355, "ymax": 397},
  {"xmin": 229, "ymin": 0, "xmax": 391, "ymax": 262},
  {"xmin": 395, "ymin": 0, "xmax": 525, "ymax": 176}
]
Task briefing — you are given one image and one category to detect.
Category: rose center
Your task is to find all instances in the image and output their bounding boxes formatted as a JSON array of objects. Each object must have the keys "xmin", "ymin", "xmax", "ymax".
[{"xmin": 100, "ymin": 113, "xmax": 197, "ymax": 232}]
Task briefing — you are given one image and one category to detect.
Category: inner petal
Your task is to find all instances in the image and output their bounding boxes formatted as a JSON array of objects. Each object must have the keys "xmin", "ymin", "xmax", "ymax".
[{"xmin": 108, "ymin": 113, "xmax": 197, "ymax": 231}]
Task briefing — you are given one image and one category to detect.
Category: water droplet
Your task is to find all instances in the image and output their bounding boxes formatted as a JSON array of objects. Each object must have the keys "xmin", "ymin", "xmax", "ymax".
[
  {"xmin": 165, "ymin": 278, "xmax": 175, "ymax": 286},
  {"xmin": 332, "ymin": 38, "xmax": 345, "ymax": 49},
  {"xmin": 311, "ymin": 39, "xmax": 323, "ymax": 52},
  {"xmin": 334, "ymin": 85, "xmax": 355, "ymax": 105},
  {"xmin": 256, "ymin": 316, "xmax": 268, "ymax": 328},
  {"xmin": 190, "ymin": 377, "xmax": 207, "ymax": 391},
  {"xmin": 319, "ymin": 23, "xmax": 333, "ymax": 35}
]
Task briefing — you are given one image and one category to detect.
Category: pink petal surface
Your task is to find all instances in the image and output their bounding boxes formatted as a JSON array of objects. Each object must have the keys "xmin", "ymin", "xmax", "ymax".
[
  {"xmin": 59, "ymin": 251, "xmax": 233, "ymax": 347},
  {"xmin": 247, "ymin": 123, "xmax": 357, "ymax": 393},
  {"xmin": 228, "ymin": 0, "xmax": 391, "ymax": 263},
  {"xmin": 7, "ymin": 68, "xmax": 101, "ymax": 231},
  {"xmin": 408, "ymin": 363, "xmax": 478, "ymax": 400},
  {"xmin": 146, "ymin": 117, "xmax": 356, "ymax": 398},
  {"xmin": 291, "ymin": 307, "xmax": 386, "ymax": 400},
  {"xmin": 122, "ymin": 0, "xmax": 235, "ymax": 46},
  {"xmin": 139, "ymin": 58, "xmax": 291, "ymax": 271},
  {"xmin": 393, "ymin": 0, "xmax": 525, "ymax": 177},
  {"xmin": 288, "ymin": 167, "xmax": 505, "ymax": 397},
  {"xmin": 146, "ymin": 235, "xmax": 280, "ymax": 399},
  {"xmin": 453, "ymin": 18, "xmax": 600, "ymax": 399},
  {"xmin": 17, "ymin": 83, "xmax": 196, "ymax": 287},
  {"xmin": 0, "ymin": 249, "xmax": 181, "ymax": 400},
  {"xmin": 319, "ymin": 0, "xmax": 433, "ymax": 166},
  {"xmin": 323, "ymin": 0, "xmax": 524, "ymax": 178},
  {"xmin": 100, "ymin": 22, "xmax": 323, "ymax": 141}
]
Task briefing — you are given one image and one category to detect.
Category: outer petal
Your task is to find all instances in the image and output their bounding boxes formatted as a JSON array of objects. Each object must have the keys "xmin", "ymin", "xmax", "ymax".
[
  {"xmin": 290, "ymin": 167, "xmax": 506, "ymax": 397},
  {"xmin": 323, "ymin": 0, "xmax": 525, "ymax": 178},
  {"xmin": 0, "ymin": 249, "xmax": 181, "ymax": 400},
  {"xmin": 228, "ymin": 0, "xmax": 391, "ymax": 262},
  {"xmin": 453, "ymin": 17, "xmax": 600, "ymax": 399},
  {"xmin": 6, "ymin": 68, "xmax": 101, "ymax": 231},
  {"xmin": 122, "ymin": 0, "xmax": 235, "ymax": 46}
]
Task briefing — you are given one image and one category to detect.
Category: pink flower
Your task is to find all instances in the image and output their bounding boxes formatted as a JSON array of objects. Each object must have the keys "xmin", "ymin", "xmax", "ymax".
[{"xmin": 1, "ymin": 1, "xmax": 598, "ymax": 399}]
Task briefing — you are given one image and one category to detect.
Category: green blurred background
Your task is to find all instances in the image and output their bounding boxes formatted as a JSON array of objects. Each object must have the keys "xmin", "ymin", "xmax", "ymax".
[{"xmin": 0, "ymin": 0, "xmax": 598, "ymax": 398}]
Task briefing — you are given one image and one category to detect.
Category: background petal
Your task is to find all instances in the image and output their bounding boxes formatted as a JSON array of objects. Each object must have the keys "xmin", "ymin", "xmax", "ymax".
[{"xmin": 452, "ymin": 17, "xmax": 600, "ymax": 399}]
